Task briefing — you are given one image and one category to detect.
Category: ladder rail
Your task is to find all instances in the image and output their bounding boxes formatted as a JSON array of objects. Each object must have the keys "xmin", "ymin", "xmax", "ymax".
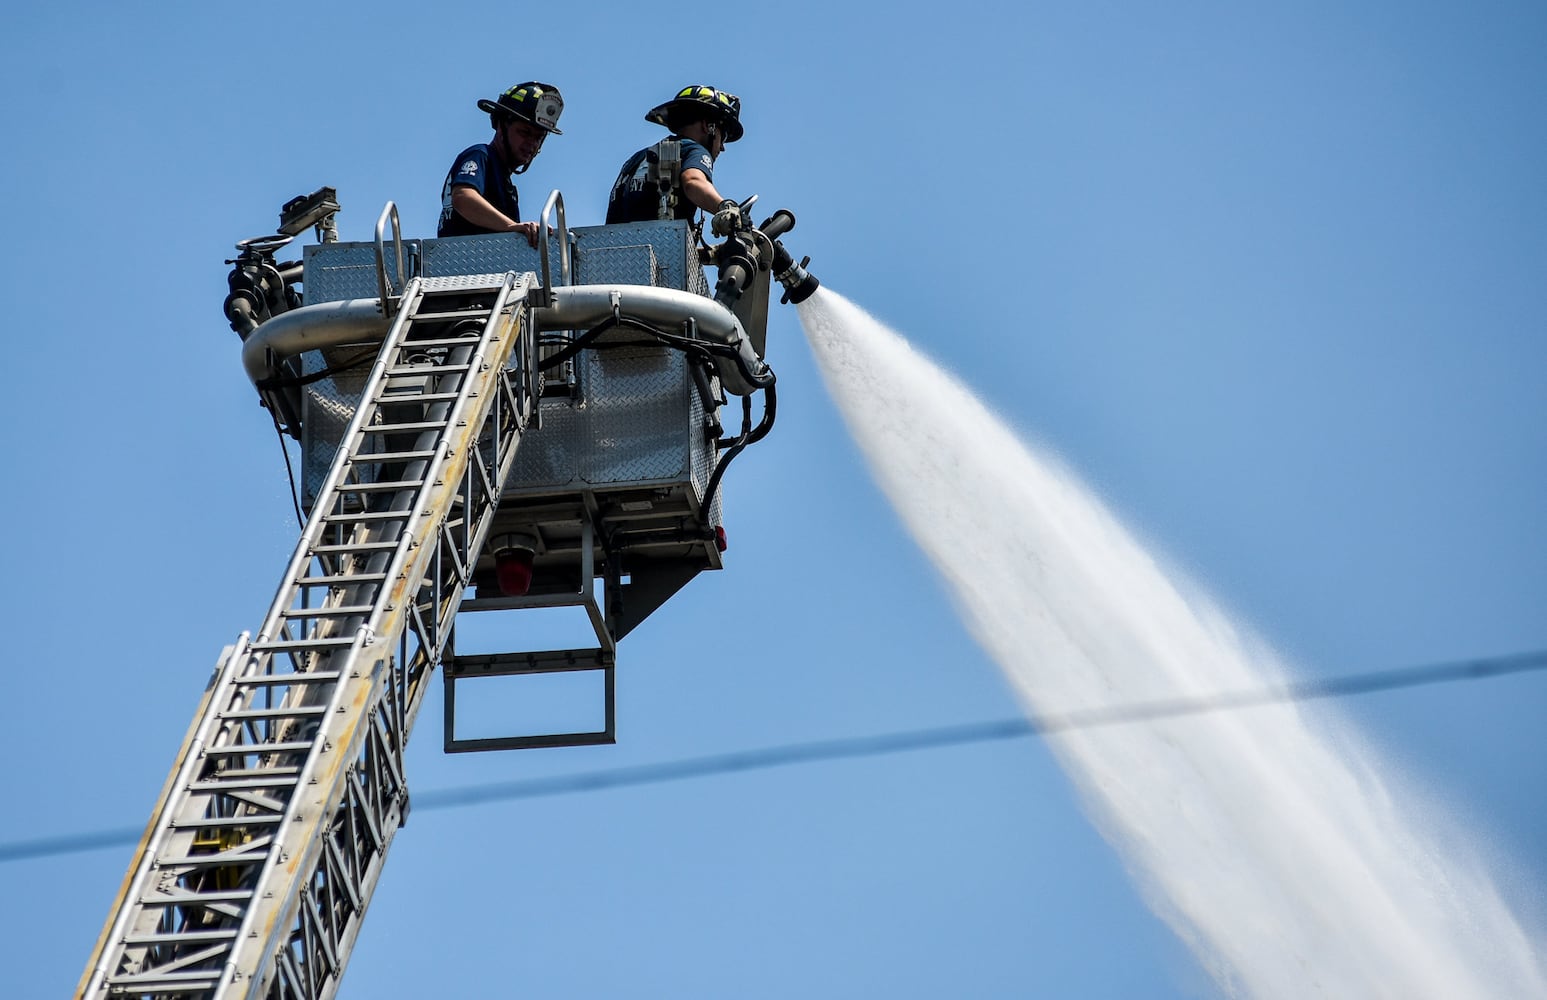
[
  {"xmin": 79, "ymin": 636, "xmax": 253, "ymax": 993},
  {"xmin": 246, "ymin": 272, "xmax": 536, "ymax": 999},
  {"xmin": 249, "ymin": 282, "xmax": 540, "ymax": 1000},
  {"xmin": 218, "ymin": 284, "xmax": 527, "ymax": 994},
  {"xmin": 255, "ymin": 279, "xmax": 429, "ymax": 646},
  {"xmin": 80, "ymin": 272, "xmax": 538, "ymax": 1000}
]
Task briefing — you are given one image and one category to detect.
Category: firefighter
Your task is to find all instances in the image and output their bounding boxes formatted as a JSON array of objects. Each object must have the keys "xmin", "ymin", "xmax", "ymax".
[
  {"xmin": 438, "ymin": 82, "xmax": 564, "ymax": 244},
  {"xmin": 605, "ymin": 85, "xmax": 744, "ymax": 238}
]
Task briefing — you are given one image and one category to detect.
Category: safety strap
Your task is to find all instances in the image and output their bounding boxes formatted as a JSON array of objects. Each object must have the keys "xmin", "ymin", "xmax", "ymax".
[{"xmin": 650, "ymin": 139, "xmax": 682, "ymax": 222}]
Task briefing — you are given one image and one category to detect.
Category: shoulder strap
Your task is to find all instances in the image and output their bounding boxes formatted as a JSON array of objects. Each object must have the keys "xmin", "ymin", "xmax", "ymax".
[{"xmin": 648, "ymin": 139, "xmax": 682, "ymax": 221}]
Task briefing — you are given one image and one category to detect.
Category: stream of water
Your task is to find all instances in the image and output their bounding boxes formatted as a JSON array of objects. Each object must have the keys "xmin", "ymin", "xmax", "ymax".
[{"xmin": 797, "ymin": 288, "xmax": 1544, "ymax": 999}]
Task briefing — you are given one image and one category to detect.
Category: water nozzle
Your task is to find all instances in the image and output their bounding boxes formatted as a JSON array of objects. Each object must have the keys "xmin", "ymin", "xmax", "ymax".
[
  {"xmin": 772, "ymin": 242, "xmax": 820, "ymax": 305},
  {"xmin": 711, "ymin": 207, "xmax": 820, "ymax": 309},
  {"xmin": 759, "ymin": 209, "xmax": 796, "ymax": 241}
]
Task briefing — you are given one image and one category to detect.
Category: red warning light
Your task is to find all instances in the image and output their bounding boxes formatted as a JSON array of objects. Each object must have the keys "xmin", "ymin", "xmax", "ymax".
[
  {"xmin": 495, "ymin": 547, "xmax": 536, "ymax": 596},
  {"xmin": 714, "ymin": 526, "xmax": 728, "ymax": 552}
]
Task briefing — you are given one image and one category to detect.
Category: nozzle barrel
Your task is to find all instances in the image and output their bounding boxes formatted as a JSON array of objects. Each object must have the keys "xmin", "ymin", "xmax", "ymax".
[{"xmin": 759, "ymin": 210, "xmax": 796, "ymax": 240}]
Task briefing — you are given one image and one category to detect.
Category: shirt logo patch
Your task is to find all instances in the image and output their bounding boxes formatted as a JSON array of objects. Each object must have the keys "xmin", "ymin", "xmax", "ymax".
[{"xmin": 460, "ymin": 159, "xmax": 479, "ymax": 175}]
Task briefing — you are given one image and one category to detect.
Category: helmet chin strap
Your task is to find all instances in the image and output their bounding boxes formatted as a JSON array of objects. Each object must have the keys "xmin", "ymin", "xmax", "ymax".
[{"xmin": 498, "ymin": 121, "xmax": 532, "ymax": 175}]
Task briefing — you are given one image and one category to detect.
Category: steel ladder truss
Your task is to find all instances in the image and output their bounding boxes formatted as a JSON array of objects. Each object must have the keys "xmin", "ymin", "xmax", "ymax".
[{"xmin": 81, "ymin": 271, "xmax": 539, "ymax": 1000}]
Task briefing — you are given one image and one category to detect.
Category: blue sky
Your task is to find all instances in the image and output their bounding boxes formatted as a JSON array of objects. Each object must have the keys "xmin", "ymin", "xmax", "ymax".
[{"xmin": 2, "ymin": 2, "xmax": 1543, "ymax": 997}]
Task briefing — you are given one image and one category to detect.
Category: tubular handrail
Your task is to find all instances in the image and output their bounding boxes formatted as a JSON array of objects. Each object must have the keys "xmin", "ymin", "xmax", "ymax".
[
  {"xmin": 535, "ymin": 189, "xmax": 575, "ymax": 403},
  {"xmin": 374, "ymin": 201, "xmax": 406, "ymax": 314},
  {"xmin": 538, "ymin": 189, "xmax": 572, "ymax": 295}
]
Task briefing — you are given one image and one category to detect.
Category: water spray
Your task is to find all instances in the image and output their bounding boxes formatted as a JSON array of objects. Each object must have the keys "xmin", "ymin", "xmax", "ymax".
[{"xmin": 796, "ymin": 288, "xmax": 1547, "ymax": 1000}]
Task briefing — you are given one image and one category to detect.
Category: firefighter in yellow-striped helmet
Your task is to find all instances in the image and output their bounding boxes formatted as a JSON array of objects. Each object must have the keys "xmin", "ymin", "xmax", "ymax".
[
  {"xmin": 607, "ymin": 86, "xmax": 744, "ymax": 228},
  {"xmin": 439, "ymin": 82, "xmax": 564, "ymax": 243},
  {"xmin": 644, "ymin": 85, "xmax": 743, "ymax": 142}
]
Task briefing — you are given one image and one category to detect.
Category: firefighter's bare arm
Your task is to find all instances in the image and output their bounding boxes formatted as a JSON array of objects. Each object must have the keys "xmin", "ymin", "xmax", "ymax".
[
  {"xmin": 680, "ymin": 169, "xmax": 727, "ymax": 214},
  {"xmin": 451, "ymin": 186, "xmax": 540, "ymax": 247}
]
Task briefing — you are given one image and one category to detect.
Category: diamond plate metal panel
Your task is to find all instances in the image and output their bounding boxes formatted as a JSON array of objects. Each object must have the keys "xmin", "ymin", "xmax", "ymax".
[
  {"xmin": 421, "ymin": 272, "xmax": 532, "ymax": 292},
  {"xmin": 301, "ymin": 366, "xmax": 370, "ymax": 505},
  {"xmin": 302, "ymin": 241, "xmax": 415, "ymax": 303},
  {"xmin": 579, "ymin": 244, "xmax": 659, "ymax": 287},
  {"xmin": 507, "ymin": 346, "xmax": 694, "ymax": 490},
  {"xmin": 300, "ymin": 219, "xmax": 717, "ymax": 509},
  {"xmin": 422, "ymin": 233, "xmax": 547, "ymax": 281},
  {"xmin": 305, "ymin": 224, "xmax": 705, "ymax": 301},
  {"xmin": 572, "ymin": 220, "xmax": 701, "ymax": 291},
  {"xmin": 689, "ymin": 371, "xmax": 713, "ymax": 500}
]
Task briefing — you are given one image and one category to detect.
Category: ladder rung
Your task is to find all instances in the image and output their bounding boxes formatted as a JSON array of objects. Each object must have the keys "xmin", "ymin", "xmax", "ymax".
[
  {"xmin": 365, "ymin": 420, "xmax": 453, "ymax": 434},
  {"xmin": 202, "ymin": 765, "xmax": 303, "ymax": 779},
  {"xmin": 229, "ymin": 673, "xmax": 342, "ymax": 687},
  {"xmin": 154, "ymin": 849, "xmax": 271, "ymax": 867},
  {"xmin": 250, "ymin": 636, "xmax": 356, "ymax": 652},
  {"xmin": 108, "ymin": 971, "xmax": 222, "ymax": 989},
  {"xmin": 395, "ymin": 330, "xmax": 489, "ymax": 343},
  {"xmin": 173, "ymin": 814, "xmax": 284, "ymax": 828},
  {"xmin": 279, "ymin": 603, "xmax": 374, "ymax": 618},
  {"xmin": 296, "ymin": 572, "xmax": 388, "ymax": 587},
  {"xmin": 393, "ymin": 391, "xmax": 462, "ymax": 403},
  {"xmin": 346, "ymin": 449, "xmax": 437, "ymax": 463},
  {"xmin": 201, "ymin": 740, "xmax": 316, "ymax": 755},
  {"xmin": 125, "ymin": 929, "xmax": 239, "ymax": 945},
  {"xmin": 311, "ymin": 540, "xmax": 399, "ymax": 555},
  {"xmin": 220, "ymin": 704, "xmax": 329, "ymax": 719},
  {"xmin": 190, "ymin": 774, "xmax": 301, "ymax": 791},
  {"xmin": 333, "ymin": 480, "xmax": 426, "ymax": 494},
  {"xmin": 137, "ymin": 888, "xmax": 254, "ymax": 905},
  {"xmin": 320, "ymin": 509, "xmax": 412, "ymax": 525},
  {"xmin": 384, "ymin": 363, "xmax": 472, "ymax": 377},
  {"xmin": 403, "ymin": 308, "xmax": 493, "ymax": 320}
]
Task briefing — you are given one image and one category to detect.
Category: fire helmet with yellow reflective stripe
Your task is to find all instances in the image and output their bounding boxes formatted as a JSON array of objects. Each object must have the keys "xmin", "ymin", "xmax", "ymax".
[
  {"xmin": 477, "ymin": 82, "xmax": 565, "ymax": 134},
  {"xmin": 645, "ymin": 85, "xmax": 743, "ymax": 143}
]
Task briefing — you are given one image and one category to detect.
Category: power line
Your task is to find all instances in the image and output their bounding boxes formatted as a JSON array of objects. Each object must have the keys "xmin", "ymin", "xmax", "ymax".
[
  {"xmin": 1032, "ymin": 647, "xmax": 1547, "ymax": 732},
  {"xmin": 5, "ymin": 648, "xmax": 1543, "ymax": 866}
]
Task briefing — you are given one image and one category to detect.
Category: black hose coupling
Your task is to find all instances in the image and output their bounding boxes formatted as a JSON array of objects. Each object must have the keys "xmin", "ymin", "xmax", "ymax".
[
  {"xmin": 771, "ymin": 240, "xmax": 820, "ymax": 305},
  {"xmin": 712, "ymin": 230, "xmax": 761, "ymax": 310}
]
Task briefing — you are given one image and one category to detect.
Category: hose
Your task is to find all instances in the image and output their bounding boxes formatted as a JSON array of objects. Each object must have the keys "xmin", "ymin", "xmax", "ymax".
[
  {"xmin": 540, "ymin": 312, "xmax": 776, "ymax": 391},
  {"xmin": 702, "ymin": 384, "xmax": 777, "ymax": 518},
  {"xmin": 253, "ymin": 346, "xmax": 378, "ymax": 391}
]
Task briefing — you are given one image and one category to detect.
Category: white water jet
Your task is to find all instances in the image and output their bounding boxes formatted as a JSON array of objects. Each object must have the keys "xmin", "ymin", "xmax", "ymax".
[{"xmin": 797, "ymin": 288, "xmax": 1545, "ymax": 999}]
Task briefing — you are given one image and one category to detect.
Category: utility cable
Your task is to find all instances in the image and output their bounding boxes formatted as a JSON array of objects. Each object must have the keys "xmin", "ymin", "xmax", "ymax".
[
  {"xmin": 270, "ymin": 411, "xmax": 305, "ymax": 528},
  {"xmin": 4, "ymin": 649, "xmax": 1542, "ymax": 865}
]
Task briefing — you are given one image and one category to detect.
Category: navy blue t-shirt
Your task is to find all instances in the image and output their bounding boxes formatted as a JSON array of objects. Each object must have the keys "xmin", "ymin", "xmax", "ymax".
[
  {"xmin": 605, "ymin": 137, "xmax": 715, "ymax": 224},
  {"xmin": 438, "ymin": 143, "xmax": 520, "ymax": 237}
]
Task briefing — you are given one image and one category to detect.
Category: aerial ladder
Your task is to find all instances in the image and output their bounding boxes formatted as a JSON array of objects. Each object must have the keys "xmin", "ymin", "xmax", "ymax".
[{"xmin": 78, "ymin": 189, "xmax": 818, "ymax": 999}]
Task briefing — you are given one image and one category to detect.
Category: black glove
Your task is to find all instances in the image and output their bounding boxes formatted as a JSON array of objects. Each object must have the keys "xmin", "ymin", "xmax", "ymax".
[{"xmin": 711, "ymin": 199, "xmax": 742, "ymax": 237}]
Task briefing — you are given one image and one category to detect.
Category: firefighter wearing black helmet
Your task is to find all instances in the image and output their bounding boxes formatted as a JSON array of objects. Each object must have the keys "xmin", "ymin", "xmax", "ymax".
[
  {"xmin": 438, "ymin": 82, "xmax": 564, "ymax": 244},
  {"xmin": 606, "ymin": 85, "xmax": 744, "ymax": 237}
]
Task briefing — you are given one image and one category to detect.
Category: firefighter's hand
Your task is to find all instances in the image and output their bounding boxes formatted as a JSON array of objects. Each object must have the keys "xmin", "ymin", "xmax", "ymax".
[
  {"xmin": 509, "ymin": 220, "xmax": 540, "ymax": 248},
  {"xmin": 711, "ymin": 200, "xmax": 742, "ymax": 238}
]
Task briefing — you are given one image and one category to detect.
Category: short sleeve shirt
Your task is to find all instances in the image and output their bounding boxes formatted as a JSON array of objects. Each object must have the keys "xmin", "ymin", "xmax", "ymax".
[
  {"xmin": 605, "ymin": 137, "xmax": 714, "ymax": 224},
  {"xmin": 438, "ymin": 143, "xmax": 519, "ymax": 237}
]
